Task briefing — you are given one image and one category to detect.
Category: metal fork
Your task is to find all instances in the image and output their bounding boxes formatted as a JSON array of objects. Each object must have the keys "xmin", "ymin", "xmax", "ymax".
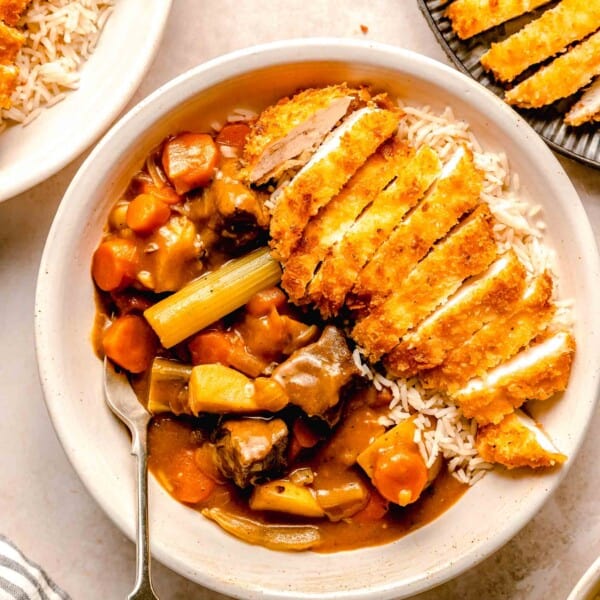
[{"xmin": 103, "ymin": 358, "xmax": 159, "ymax": 600}]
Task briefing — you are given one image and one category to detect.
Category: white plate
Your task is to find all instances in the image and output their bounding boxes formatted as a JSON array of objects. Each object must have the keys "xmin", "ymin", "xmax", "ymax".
[
  {"xmin": 0, "ymin": 0, "xmax": 172, "ymax": 202},
  {"xmin": 568, "ymin": 556, "xmax": 600, "ymax": 600},
  {"xmin": 35, "ymin": 40, "xmax": 600, "ymax": 600}
]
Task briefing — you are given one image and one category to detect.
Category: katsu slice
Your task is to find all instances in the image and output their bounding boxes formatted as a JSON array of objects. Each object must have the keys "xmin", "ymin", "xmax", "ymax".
[
  {"xmin": 0, "ymin": 63, "xmax": 18, "ymax": 109},
  {"xmin": 0, "ymin": 0, "xmax": 30, "ymax": 26},
  {"xmin": 481, "ymin": 0, "xmax": 600, "ymax": 82},
  {"xmin": 269, "ymin": 106, "xmax": 401, "ymax": 261},
  {"xmin": 281, "ymin": 140, "xmax": 411, "ymax": 304},
  {"xmin": 452, "ymin": 330, "xmax": 575, "ymax": 425},
  {"xmin": 476, "ymin": 410, "xmax": 566, "ymax": 468},
  {"xmin": 384, "ymin": 250, "xmax": 526, "ymax": 378},
  {"xmin": 350, "ymin": 147, "xmax": 483, "ymax": 311},
  {"xmin": 565, "ymin": 77, "xmax": 600, "ymax": 126},
  {"xmin": 446, "ymin": 0, "xmax": 552, "ymax": 40},
  {"xmin": 243, "ymin": 84, "xmax": 361, "ymax": 184},
  {"xmin": 423, "ymin": 271, "xmax": 555, "ymax": 392},
  {"xmin": 351, "ymin": 205, "xmax": 498, "ymax": 361},
  {"xmin": 505, "ymin": 30, "xmax": 600, "ymax": 108},
  {"xmin": 309, "ymin": 145, "xmax": 442, "ymax": 318},
  {"xmin": 0, "ymin": 20, "xmax": 25, "ymax": 64}
]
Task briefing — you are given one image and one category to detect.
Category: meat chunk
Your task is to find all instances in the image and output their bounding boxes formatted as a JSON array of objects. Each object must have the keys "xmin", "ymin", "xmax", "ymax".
[
  {"xmin": 308, "ymin": 144, "xmax": 442, "ymax": 318},
  {"xmin": 351, "ymin": 146, "xmax": 483, "ymax": 311},
  {"xmin": 281, "ymin": 140, "xmax": 409, "ymax": 303},
  {"xmin": 505, "ymin": 29, "xmax": 600, "ymax": 108},
  {"xmin": 384, "ymin": 250, "xmax": 526, "ymax": 377},
  {"xmin": 476, "ymin": 410, "xmax": 566, "ymax": 468},
  {"xmin": 423, "ymin": 271, "xmax": 555, "ymax": 392},
  {"xmin": 446, "ymin": 0, "xmax": 552, "ymax": 40},
  {"xmin": 214, "ymin": 418, "xmax": 289, "ymax": 488},
  {"xmin": 272, "ymin": 325, "xmax": 358, "ymax": 417},
  {"xmin": 352, "ymin": 205, "xmax": 498, "ymax": 361},
  {"xmin": 480, "ymin": 0, "xmax": 600, "ymax": 82},
  {"xmin": 0, "ymin": 0, "xmax": 30, "ymax": 26},
  {"xmin": 243, "ymin": 84, "xmax": 361, "ymax": 184},
  {"xmin": 452, "ymin": 330, "xmax": 575, "ymax": 425},
  {"xmin": 269, "ymin": 106, "xmax": 401, "ymax": 261},
  {"xmin": 565, "ymin": 77, "xmax": 600, "ymax": 126}
]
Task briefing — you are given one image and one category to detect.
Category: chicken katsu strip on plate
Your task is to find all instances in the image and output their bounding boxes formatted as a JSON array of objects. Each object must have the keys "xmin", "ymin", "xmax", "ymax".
[
  {"xmin": 0, "ymin": 0, "xmax": 30, "ymax": 26},
  {"xmin": 480, "ymin": 0, "xmax": 600, "ymax": 82},
  {"xmin": 565, "ymin": 77, "xmax": 600, "ymax": 126},
  {"xmin": 308, "ymin": 144, "xmax": 442, "ymax": 318},
  {"xmin": 349, "ymin": 146, "xmax": 483, "ymax": 311},
  {"xmin": 505, "ymin": 29, "xmax": 600, "ymax": 108},
  {"xmin": 446, "ymin": 0, "xmax": 552, "ymax": 40},
  {"xmin": 351, "ymin": 204, "xmax": 498, "ymax": 361}
]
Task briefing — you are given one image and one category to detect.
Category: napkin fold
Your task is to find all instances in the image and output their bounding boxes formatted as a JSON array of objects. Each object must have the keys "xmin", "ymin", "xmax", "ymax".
[{"xmin": 0, "ymin": 535, "xmax": 70, "ymax": 600}]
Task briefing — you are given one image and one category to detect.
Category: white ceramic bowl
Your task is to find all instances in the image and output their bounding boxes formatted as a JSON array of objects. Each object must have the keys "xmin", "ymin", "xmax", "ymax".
[
  {"xmin": 568, "ymin": 557, "xmax": 600, "ymax": 600},
  {"xmin": 35, "ymin": 39, "xmax": 600, "ymax": 599},
  {"xmin": 0, "ymin": 0, "xmax": 172, "ymax": 202}
]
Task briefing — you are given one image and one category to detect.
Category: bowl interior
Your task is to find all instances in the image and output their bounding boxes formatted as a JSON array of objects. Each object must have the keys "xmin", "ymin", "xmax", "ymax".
[{"xmin": 35, "ymin": 40, "xmax": 600, "ymax": 600}]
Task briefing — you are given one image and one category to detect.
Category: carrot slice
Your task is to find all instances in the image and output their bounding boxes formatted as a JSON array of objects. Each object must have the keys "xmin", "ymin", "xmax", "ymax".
[
  {"xmin": 216, "ymin": 122, "xmax": 251, "ymax": 151},
  {"xmin": 372, "ymin": 444, "xmax": 428, "ymax": 507},
  {"xmin": 167, "ymin": 448, "xmax": 216, "ymax": 503},
  {"xmin": 102, "ymin": 314, "xmax": 158, "ymax": 373},
  {"xmin": 245, "ymin": 287, "xmax": 287, "ymax": 317},
  {"xmin": 162, "ymin": 132, "xmax": 220, "ymax": 194},
  {"xmin": 352, "ymin": 489, "xmax": 389, "ymax": 523},
  {"xmin": 138, "ymin": 181, "xmax": 181, "ymax": 205},
  {"xmin": 92, "ymin": 238, "xmax": 138, "ymax": 292},
  {"xmin": 292, "ymin": 418, "xmax": 321, "ymax": 449},
  {"xmin": 126, "ymin": 193, "xmax": 171, "ymax": 235}
]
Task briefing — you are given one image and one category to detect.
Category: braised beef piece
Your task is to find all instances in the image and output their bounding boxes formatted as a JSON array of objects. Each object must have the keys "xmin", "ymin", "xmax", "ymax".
[
  {"xmin": 272, "ymin": 325, "xmax": 359, "ymax": 418},
  {"xmin": 214, "ymin": 418, "xmax": 288, "ymax": 488}
]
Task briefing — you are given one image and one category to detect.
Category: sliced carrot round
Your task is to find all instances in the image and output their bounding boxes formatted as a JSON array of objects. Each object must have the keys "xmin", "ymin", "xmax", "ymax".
[
  {"xmin": 126, "ymin": 193, "xmax": 171, "ymax": 235},
  {"xmin": 91, "ymin": 238, "xmax": 138, "ymax": 292},
  {"xmin": 168, "ymin": 448, "xmax": 216, "ymax": 503}
]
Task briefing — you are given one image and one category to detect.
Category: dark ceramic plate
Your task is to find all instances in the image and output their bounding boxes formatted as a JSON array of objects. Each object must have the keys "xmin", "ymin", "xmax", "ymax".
[{"xmin": 417, "ymin": 0, "xmax": 600, "ymax": 169}]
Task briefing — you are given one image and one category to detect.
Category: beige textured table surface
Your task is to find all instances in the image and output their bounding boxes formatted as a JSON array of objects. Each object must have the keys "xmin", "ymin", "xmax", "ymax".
[{"xmin": 1, "ymin": 2, "xmax": 599, "ymax": 599}]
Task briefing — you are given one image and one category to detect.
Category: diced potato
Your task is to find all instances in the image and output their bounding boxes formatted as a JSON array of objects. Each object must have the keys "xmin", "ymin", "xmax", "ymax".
[{"xmin": 250, "ymin": 479, "xmax": 325, "ymax": 518}]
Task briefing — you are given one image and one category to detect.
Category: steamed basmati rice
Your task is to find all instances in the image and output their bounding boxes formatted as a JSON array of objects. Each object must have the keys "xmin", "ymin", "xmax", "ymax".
[{"xmin": 0, "ymin": 0, "xmax": 114, "ymax": 132}]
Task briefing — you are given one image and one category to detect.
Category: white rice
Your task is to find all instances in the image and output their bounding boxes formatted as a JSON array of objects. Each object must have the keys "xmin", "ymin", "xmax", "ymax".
[{"xmin": 0, "ymin": 0, "xmax": 114, "ymax": 129}]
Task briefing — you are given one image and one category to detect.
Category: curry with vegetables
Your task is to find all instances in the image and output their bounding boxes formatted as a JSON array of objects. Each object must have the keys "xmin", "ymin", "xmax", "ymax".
[{"xmin": 92, "ymin": 84, "xmax": 574, "ymax": 552}]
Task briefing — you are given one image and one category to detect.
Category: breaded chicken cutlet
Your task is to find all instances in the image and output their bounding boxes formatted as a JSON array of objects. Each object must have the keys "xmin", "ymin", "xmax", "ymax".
[
  {"xmin": 244, "ymin": 84, "xmax": 576, "ymax": 473},
  {"xmin": 446, "ymin": 0, "xmax": 552, "ymax": 39},
  {"xmin": 565, "ymin": 78, "xmax": 600, "ymax": 126},
  {"xmin": 0, "ymin": 0, "xmax": 29, "ymax": 26},
  {"xmin": 480, "ymin": 0, "xmax": 600, "ymax": 82},
  {"xmin": 0, "ymin": 1, "xmax": 29, "ymax": 110}
]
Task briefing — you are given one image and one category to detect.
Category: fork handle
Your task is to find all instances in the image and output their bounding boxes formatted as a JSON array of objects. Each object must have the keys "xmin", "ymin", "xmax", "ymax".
[{"xmin": 128, "ymin": 425, "xmax": 159, "ymax": 600}]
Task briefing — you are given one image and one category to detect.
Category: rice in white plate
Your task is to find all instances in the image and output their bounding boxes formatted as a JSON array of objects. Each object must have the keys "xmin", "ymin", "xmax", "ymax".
[{"xmin": 0, "ymin": 0, "xmax": 114, "ymax": 132}]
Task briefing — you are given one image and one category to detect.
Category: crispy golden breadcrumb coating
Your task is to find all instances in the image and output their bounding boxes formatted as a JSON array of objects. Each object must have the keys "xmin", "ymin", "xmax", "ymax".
[
  {"xmin": 446, "ymin": 0, "xmax": 551, "ymax": 40},
  {"xmin": 505, "ymin": 29, "xmax": 600, "ymax": 108},
  {"xmin": 0, "ymin": 62, "xmax": 17, "ymax": 109},
  {"xmin": 0, "ymin": 0, "xmax": 29, "ymax": 26},
  {"xmin": 452, "ymin": 330, "xmax": 575, "ymax": 425},
  {"xmin": 423, "ymin": 271, "xmax": 555, "ymax": 392},
  {"xmin": 281, "ymin": 140, "xmax": 409, "ymax": 304},
  {"xmin": 308, "ymin": 144, "xmax": 442, "ymax": 318},
  {"xmin": 350, "ymin": 147, "xmax": 483, "ymax": 312},
  {"xmin": 481, "ymin": 0, "xmax": 600, "ymax": 82},
  {"xmin": 351, "ymin": 205, "xmax": 498, "ymax": 361},
  {"xmin": 269, "ymin": 106, "xmax": 401, "ymax": 262},
  {"xmin": 476, "ymin": 411, "xmax": 567, "ymax": 468},
  {"xmin": 565, "ymin": 77, "xmax": 600, "ymax": 126},
  {"xmin": 385, "ymin": 249, "xmax": 526, "ymax": 377},
  {"xmin": 0, "ymin": 20, "xmax": 24, "ymax": 64}
]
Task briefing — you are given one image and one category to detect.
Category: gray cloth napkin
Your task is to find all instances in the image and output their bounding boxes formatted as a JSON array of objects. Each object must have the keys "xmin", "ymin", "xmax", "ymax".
[{"xmin": 0, "ymin": 536, "xmax": 70, "ymax": 600}]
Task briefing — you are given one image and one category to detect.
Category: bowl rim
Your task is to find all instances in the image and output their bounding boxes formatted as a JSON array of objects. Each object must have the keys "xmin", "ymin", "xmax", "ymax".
[{"xmin": 35, "ymin": 37, "xmax": 600, "ymax": 599}]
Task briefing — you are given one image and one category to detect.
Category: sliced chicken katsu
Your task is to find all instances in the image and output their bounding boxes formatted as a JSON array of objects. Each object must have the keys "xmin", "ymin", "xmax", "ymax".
[
  {"xmin": 0, "ymin": 20, "xmax": 24, "ymax": 64},
  {"xmin": 351, "ymin": 204, "xmax": 498, "ymax": 361},
  {"xmin": 281, "ymin": 140, "xmax": 411, "ymax": 303},
  {"xmin": 0, "ymin": 0, "xmax": 30, "ymax": 26},
  {"xmin": 565, "ymin": 77, "xmax": 600, "ymax": 126},
  {"xmin": 384, "ymin": 250, "xmax": 526, "ymax": 378},
  {"xmin": 0, "ymin": 63, "xmax": 17, "ymax": 109},
  {"xmin": 481, "ymin": 0, "xmax": 600, "ymax": 82},
  {"xmin": 505, "ymin": 29, "xmax": 600, "ymax": 108},
  {"xmin": 446, "ymin": 0, "xmax": 552, "ymax": 40},
  {"xmin": 476, "ymin": 410, "xmax": 566, "ymax": 468},
  {"xmin": 350, "ymin": 147, "xmax": 483, "ymax": 311},
  {"xmin": 423, "ymin": 271, "xmax": 555, "ymax": 392},
  {"xmin": 308, "ymin": 145, "xmax": 442, "ymax": 318},
  {"xmin": 243, "ymin": 84, "xmax": 363, "ymax": 184},
  {"xmin": 452, "ymin": 330, "xmax": 575, "ymax": 425},
  {"xmin": 269, "ymin": 106, "xmax": 401, "ymax": 262}
]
